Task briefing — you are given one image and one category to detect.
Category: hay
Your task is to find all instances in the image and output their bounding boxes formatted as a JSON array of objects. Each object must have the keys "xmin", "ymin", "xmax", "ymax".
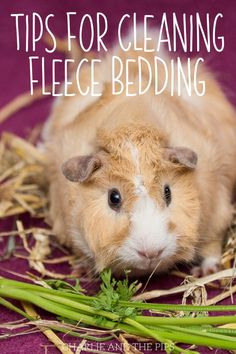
[
  {"xmin": 0, "ymin": 132, "xmax": 48, "ymax": 218},
  {"xmin": 0, "ymin": 128, "xmax": 77, "ymax": 278}
]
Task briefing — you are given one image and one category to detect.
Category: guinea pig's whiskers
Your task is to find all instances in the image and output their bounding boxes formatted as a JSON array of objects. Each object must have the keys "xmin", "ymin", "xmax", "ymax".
[
  {"xmin": 83, "ymin": 263, "xmax": 100, "ymax": 282},
  {"xmin": 109, "ymin": 256, "xmax": 125, "ymax": 270},
  {"xmin": 75, "ymin": 255, "xmax": 94, "ymax": 267},
  {"xmin": 72, "ymin": 253, "xmax": 98, "ymax": 279},
  {"xmin": 141, "ymin": 259, "xmax": 162, "ymax": 293},
  {"xmin": 88, "ymin": 272, "xmax": 100, "ymax": 284}
]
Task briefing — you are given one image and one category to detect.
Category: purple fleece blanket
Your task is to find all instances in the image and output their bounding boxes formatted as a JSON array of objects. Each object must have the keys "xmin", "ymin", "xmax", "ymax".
[{"xmin": 1, "ymin": 1, "xmax": 236, "ymax": 353}]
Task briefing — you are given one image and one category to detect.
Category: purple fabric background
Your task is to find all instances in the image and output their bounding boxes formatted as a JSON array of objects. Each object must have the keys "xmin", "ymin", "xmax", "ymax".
[{"xmin": 1, "ymin": 1, "xmax": 236, "ymax": 353}]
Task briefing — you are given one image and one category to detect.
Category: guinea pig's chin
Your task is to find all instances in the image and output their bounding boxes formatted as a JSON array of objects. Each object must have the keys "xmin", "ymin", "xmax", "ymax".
[
  {"xmin": 109, "ymin": 252, "xmax": 175, "ymax": 276},
  {"xmin": 110, "ymin": 258, "xmax": 172, "ymax": 277}
]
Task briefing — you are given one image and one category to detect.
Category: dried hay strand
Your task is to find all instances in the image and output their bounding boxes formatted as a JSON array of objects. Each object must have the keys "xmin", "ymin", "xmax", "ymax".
[
  {"xmin": 0, "ymin": 132, "xmax": 48, "ymax": 219},
  {"xmin": 21, "ymin": 302, "xmax": 74, "ymax": 354}
]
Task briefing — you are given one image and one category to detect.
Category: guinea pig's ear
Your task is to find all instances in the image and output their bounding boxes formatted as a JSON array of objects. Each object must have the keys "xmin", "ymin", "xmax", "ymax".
[
  {"xmin": 61, "ymin": 155, "xmax": 102, "ymax": 182},
  {"xmin": 163, "ymin": 147, "xmax": 198, "ymax": 169}
]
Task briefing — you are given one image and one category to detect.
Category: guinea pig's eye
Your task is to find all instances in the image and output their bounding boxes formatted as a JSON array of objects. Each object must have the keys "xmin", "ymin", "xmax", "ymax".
[
  {"xmin": 164, "ymin": 184, "xmax": 171, "ymax": 206},
  {"xmin": 108, "ymin": 189, "xmax": 122, "ymax": 211}
]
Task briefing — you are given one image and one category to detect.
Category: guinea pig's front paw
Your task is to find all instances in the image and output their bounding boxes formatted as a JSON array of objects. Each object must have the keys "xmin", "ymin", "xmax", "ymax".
[{"xmin": 191, "ymin": 256, "xmax": 220, "ymax": 277}]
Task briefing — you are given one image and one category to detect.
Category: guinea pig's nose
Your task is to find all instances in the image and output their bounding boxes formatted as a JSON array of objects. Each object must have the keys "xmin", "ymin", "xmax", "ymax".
[{"xmin": 137, "ymin": 249, "xmax": 163, "ymax": 260}]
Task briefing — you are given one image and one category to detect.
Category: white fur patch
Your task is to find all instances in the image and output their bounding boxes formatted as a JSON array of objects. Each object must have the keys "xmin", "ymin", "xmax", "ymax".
[
  {"xmin": 124, "ymin": 141, "xmax": 139, "ymax": 168},
  {"xmin": 202, "ymin": 256, "xmax": 220, "ymax": 270},
  {"xmin": 191, "ymin": 256, "xmax": 220, "ymax": 277},
  {"xmin": 134, "ymin": 175, "xmax": 146, "ymax": 195},
  {"xmin": 117, "ymin": 194, "xmax": 177, "ymax": 270},
  {"xmin": 124, "ymin": 141, "xmax": 147, "ymax": 195}
]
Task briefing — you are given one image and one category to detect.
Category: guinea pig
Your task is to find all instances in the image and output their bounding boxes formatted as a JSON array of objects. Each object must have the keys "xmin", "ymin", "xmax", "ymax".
[{"xmin": 43, "ymin": 32, "xmax": 236, "ymax": 277}]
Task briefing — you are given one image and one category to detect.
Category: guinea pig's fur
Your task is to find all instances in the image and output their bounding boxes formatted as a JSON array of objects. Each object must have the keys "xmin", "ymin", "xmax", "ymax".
[{"xmin": 44, "ymin": 32, "xmax": 236, "ymax": 276}]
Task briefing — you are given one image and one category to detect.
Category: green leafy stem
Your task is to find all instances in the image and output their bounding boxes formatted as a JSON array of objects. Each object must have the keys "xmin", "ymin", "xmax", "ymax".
[{"xmin": 0, "ymin": 270, "xmax": 236, "ymax": 353}]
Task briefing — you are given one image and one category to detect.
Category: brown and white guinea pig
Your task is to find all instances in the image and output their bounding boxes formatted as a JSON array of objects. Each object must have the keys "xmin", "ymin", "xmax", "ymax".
[{"xmin": 43, "ymin": 31, "xmax": 236, "ymax": 277}]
